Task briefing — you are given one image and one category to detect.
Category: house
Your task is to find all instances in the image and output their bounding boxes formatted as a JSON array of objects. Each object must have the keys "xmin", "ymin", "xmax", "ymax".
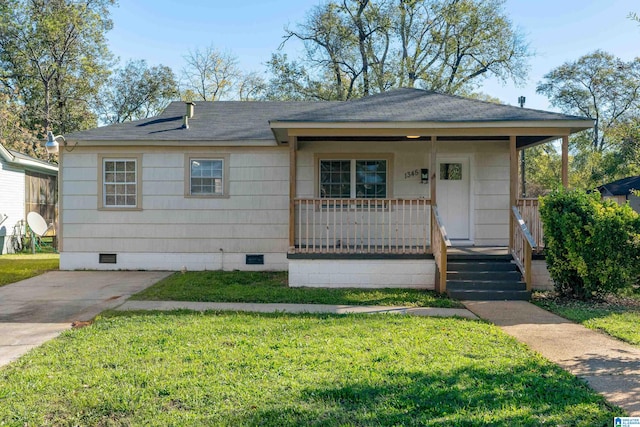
[
  {"xmin": 58, "ymin": 88, "xmax": 592, "ymax": 296},
  {"xmin": 0, "ymin": 143, "xmax": 58, "ymax": 254},
  {"xmin": 597, "ymin": 176, "xmax": 640, "ymax": 213}
]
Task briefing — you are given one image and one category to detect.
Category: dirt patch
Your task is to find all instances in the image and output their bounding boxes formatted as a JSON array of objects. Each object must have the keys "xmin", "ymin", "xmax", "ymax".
[{"xmin": 533, "ymin": 291, "xmax": 640, "ymax": 311}]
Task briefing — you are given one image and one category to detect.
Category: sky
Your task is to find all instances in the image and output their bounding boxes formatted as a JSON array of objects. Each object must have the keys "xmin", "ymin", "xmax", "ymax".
[{"xmin": 107, "ymin": 0, "xmax": 640, "ymax": 111}]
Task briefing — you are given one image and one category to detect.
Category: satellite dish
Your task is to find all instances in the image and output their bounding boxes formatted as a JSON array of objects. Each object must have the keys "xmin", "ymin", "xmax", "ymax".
[{"xmin": 27, "ymin": 212, "xmax": 49, "ymax": 236}]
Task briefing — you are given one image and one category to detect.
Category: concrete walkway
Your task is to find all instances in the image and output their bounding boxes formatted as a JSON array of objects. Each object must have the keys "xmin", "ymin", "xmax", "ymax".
[
  {"xmin": 0, "ymin": 271, "xmax": 171, "ymax": 367},
  {"xmin": 117, "ymin": 300, "xmax": 478, "ymax": 318},
  {"xmin": 464, "ymin": 300, "xmax": 640, "ymax": 416},
  {"xmin": 3, "ymin": 272, "xmax": 638, "ymax": 416}
]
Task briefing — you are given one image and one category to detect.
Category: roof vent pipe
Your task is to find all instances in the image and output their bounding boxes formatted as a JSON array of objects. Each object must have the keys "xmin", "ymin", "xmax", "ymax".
[
  {"xmin": 185, "ymin": 101, "xmax": 195, "ymax": 118},
  {"xmin": 183, "ymin": 116, "xmax": 189, "ymax": 129}
]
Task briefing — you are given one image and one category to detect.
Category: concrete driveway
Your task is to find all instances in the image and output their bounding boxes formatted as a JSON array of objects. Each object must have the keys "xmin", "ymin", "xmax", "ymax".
[{"xmin": 0, "ymin": 271, "xmax": 170, "ymax": 367}]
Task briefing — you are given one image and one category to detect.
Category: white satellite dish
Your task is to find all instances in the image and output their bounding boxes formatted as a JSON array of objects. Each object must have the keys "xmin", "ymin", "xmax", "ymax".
[{"xmin": 27, "ymin": 212, "xmax": 49, "ymax": 237}]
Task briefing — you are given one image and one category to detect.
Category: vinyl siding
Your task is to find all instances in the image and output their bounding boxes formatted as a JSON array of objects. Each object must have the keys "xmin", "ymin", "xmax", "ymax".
[
  {"xmin": 60, "ymin": 146, "xmax": 289, "ymax": 270},
  {"xmin": 296, "ymin": 139, "xmax": 510, "ymax": 247},
  {"xmin": 61, "ymin": 140, "xmax": 511, "ymax": 270},
  {"xmin": 0, "ymin": 159, "xmax": 25, "ymax": 254},
  {"xmin": 472, "ymin": 142, "xmax": 510, "ymax": 245}
]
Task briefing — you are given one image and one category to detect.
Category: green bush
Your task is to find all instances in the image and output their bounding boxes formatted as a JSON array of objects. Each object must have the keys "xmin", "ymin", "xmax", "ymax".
[{"xmin": 539, "ymin": 188, "xmax": 640, "ymax": 300}]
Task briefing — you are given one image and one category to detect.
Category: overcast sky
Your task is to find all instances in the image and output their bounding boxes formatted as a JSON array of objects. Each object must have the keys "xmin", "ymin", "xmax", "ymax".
[{"xmin": 107, "ymin": 0, "xmax": 640, "ymax": 110}]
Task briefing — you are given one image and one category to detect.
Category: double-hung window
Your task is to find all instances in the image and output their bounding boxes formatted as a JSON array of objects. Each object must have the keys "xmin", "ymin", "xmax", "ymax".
[
  {"xmin": 100, "ymin": 156, "xmax": 141, "ymax": 209},
  {"xmin": 319, "ymin": 158, "xmax": 388, "ymax": 199},
  {"xmin": 185, "ymin": 154, "xmax": 229, "ymax": 197}
]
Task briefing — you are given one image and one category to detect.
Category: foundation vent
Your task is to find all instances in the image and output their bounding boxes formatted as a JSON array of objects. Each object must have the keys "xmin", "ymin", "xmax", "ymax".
[
  {"xmin": 246, "ymin": 254, "xmax": 264, "ymax": 265},
  {"xmin": 99, "ymin": 253, "xmax": 117, "ymax": 264}
]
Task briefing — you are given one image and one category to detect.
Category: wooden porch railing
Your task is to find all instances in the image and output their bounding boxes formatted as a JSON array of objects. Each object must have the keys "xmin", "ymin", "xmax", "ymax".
[
  {"xmin": 510, "ymin": 206, "xmax": 536, "ymax": 291},
  {"xmin": 516, "ymin": 198, "xmax": 544, "ymax": 253},
  {"xmin": 431, "ymin": 205, "xmax": 451, "ymax": 293},
  {"xmin": 293, "ymin": 198, "xmax": 431, "ymax": 254}
]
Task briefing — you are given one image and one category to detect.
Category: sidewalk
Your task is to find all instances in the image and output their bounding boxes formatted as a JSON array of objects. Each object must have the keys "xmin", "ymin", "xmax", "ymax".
[
  {"xmin": 464, "ymin": 300, "xmax": 640, "ymax": 416},
  {"xmin": 4, "ymin": 272, "xmax": 637, "ymax": 416},
  {"xmin": 117, "ymin": 300, "xmax": 478, "ymax": 318}
]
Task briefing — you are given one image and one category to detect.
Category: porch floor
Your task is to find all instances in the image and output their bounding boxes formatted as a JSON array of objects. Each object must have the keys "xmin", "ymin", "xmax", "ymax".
[{"xmin": 447, "ymin": 246, "xmax": 509, "ymax": 257}]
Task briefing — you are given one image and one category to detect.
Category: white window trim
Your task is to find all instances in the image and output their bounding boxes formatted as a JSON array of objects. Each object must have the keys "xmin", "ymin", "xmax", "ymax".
[
  {"xmin": 315, "ymin": 153, "xmax": 393, "ymax": 199},
  {"xmin": 97, "ymin": 154, "xmax": 142, "ymax": 211},
  {"xmin": 184, "ymin": 153, "xmax": 230, "ymax": 198}
]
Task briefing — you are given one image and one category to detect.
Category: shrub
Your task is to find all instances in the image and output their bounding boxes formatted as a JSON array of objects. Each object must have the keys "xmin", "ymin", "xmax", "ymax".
[{"xmin": 539, "ymin": 188, "xmax": 640, "ymax": 300}]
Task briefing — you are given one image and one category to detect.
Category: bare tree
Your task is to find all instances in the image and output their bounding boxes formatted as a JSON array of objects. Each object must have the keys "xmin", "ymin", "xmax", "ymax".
[
  {"xmin": 271, "ymin": 0, "xmax": 531, "ymax": 99},
  {"xmin": 181, "ymin": 45, "xmax": 240, "ymax": 101}
]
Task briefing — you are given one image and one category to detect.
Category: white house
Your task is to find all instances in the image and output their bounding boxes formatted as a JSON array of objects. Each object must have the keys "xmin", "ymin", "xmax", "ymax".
[
  {"xmin": 58, "ymin": 89, "xmax": 592, "ymax": 299},
  {"xmin": 0, "ymin": 143, "xmax": 58, "ymax": 254}
]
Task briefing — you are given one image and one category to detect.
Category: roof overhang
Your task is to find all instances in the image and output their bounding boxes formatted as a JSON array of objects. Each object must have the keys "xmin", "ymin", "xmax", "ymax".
[
  {"xmin": 62, "ymin": 138, "xmax": 280, "ymax": 147},
  {"xmin": 269, "ymin": 119, "xmax": 594, "ymax": 149},
  {"xmin": 0, "ymin": 144, "xmax": 58, "ymax": 174}
]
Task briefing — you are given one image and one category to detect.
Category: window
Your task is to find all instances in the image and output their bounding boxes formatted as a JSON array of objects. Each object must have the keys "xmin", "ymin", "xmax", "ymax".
[
  {"xmin": 191, "ymin": 159, "xmax": 223, "ymax": 195},
  {"xmin": 320, "ymin": 160, "xmax": 351, "ymax": 198},
  {"xmin": 440, "ymin": 163, "xmax": 463, "ymax": 180},
  {"xmin": 319, "ymin": 158, "xmax": 388, "ymax": 198},
  {"xmin": 101, "ymin": 158, "xmax": 139, "ymax": 208},
  {"xmin": 184, "ymin": 154, "xmax": 229, "ymax": 197}
]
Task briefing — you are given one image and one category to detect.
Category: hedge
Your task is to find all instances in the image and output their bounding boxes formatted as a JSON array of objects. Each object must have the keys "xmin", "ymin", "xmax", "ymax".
[{"xmin": 539, "ymin": 188, "xmax": 640, "ymax": 300}]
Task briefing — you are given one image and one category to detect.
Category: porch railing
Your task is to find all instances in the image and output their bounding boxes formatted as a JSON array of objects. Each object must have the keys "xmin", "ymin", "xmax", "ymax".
[
  {"xmin": 431, "ymin": 205, "xmax": 451, "ymax": 293},
  {"xmin": 293, "ymin": 198, "xmax": 431, "ymax": 254},
  {"xmin": 510, "ymin": 206, "xmax": 536, "ymax": 291},
  {"xmin": 516, "ymin": 198, "xmax": 544, "ymax": 253}
]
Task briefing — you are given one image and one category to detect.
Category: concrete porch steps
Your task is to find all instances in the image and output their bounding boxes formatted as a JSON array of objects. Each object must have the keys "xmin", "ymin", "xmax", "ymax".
[{"xmin": 445, "ymin": 254, "xmax": 531, "ymax": 301}]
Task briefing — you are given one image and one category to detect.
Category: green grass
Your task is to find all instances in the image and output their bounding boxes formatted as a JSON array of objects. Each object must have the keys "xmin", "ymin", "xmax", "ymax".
[
  {"xmin": 534, "ymin": 293, "xmax": 640, "ymax": 346},
  {"xmin": 131, "ymin": 270, "xmax": 462, "ymax": 308},
  {"xmin": 0, "ymin": 253, "xmax": 59, "ymax": 287},
  {"xmin": 0, "ymin": 311, "xmax": 619, "ymax": 426}
]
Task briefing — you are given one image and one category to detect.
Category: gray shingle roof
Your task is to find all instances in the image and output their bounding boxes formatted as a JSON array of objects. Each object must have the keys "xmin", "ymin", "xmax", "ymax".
[
  {"xmin": 67, "ymin": 88, "xmax": 591, "ymax": 142},
  {"xmin": 272, "ymin": 88, "xmax": 589, "ymax": 122},
  {"xmin": 597, "ymin": 176, "xmax": 640, "ymax": 196},
  {"xmin": 67, "ymin": 101, "xmax": 333, "ymax": 141}
]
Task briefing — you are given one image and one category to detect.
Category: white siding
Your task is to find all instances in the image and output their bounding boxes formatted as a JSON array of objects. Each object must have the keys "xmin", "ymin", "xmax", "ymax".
[
  {"xmin": 298, "ymin": 140, "xmax": 510, "ymax": 247},
  {"xmin": 60, "ymin": 139, "xmax": 511, "ymax": 271},
  {"xmin": 60, "ymin": 146, "xmax": 289, "ymax": 270},
  {"xmin": 471, "ymin": 142, "xmax": 510, "ymax": 245},
  {"xmin": 0, "ymin": 159, "xmax": 25, "ymax": 254}
]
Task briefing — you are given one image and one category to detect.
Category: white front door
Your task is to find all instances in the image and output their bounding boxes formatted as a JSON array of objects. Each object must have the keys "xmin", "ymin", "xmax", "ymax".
[{"xmin": 436, "ymin": 157, "xmax": 471, "ymax": 241}]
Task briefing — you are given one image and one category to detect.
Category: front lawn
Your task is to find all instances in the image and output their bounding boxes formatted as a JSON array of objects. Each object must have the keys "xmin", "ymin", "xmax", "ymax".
[
  {"xmin": 0, "ymin": 253, "xmax": 59, "ymax": 287},
  {"xmin": 131, "ymin": 271, "xmax": 462, "ymax": 308},
  {"xmin": 534, "ymin": 292, "xmax": 640, "ymax": 346},
  {"xmin": 0, "ymin": 311, "xmax": 618, "ymax": 426}
]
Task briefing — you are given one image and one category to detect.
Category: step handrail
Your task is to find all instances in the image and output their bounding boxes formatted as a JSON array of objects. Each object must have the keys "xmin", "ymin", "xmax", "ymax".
[
  {"xmin": 510, "ymin": 205, "xmax": 536, "ymax": 290},
  {"xmin": 431, "ymin": 205, "xmax": 451, "ymax": 293}
]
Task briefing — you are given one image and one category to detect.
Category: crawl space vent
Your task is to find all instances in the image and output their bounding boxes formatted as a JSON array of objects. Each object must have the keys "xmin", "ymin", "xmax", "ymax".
[
  {"xmin": 99, "ymin": 253, "xmax": 117, "ymax": 264},
  {"xmin": 245, "ymin": 254, "xmax": 264, "ymax": 265}
]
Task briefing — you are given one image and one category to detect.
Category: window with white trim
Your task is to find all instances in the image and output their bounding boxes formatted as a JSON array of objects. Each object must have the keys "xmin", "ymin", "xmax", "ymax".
[
  {"xmin": 103, "ymin": 158, "xmax": 138, "ymax": 207},
  {"xmin": 190, "ymin": 158, "xmax": 224, "ymax": 195},
  {"xmin": 319, "ymin": 159, "xmax": 387, "ymax": 198}
]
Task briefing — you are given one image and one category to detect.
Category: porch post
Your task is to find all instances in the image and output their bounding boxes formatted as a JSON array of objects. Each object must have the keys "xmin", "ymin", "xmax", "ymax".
[
  {"xmin": 430, "ymin": 135, "xmax": 437, "ymax": 206},
  {"xmin": 509, "ymin": 135, "xmax": 517, "ymax": 249},
  {"xmin": 430, "ymin": 135, "xmax": 437, "ymax": 254},
  {"xmin": 561, "ymin": 135, "xmax": 569, "ymax": 187},
  {"xmin": 288, "ymin": 136, "xmax": 297, "ymax": 252}
]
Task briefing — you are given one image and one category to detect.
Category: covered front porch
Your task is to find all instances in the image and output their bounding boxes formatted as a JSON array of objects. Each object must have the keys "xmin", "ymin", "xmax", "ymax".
[{"xmin": 269, "ymin": 89, "xmax": 592, "ymax": 293}]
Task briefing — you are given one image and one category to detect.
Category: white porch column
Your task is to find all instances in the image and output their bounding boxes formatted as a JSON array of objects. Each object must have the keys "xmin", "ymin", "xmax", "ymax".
[
  {"xmin": 288, "ymin": 136, "xmax": 297, "ymax": 252},
  {"xmin": 509, "ymin": 135, "xmax": 517, "ymax": 249}
]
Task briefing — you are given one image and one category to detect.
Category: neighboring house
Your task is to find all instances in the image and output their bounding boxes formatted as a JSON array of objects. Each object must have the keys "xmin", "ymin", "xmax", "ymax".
[
  {"xmin": 597, "ymin": 176, "xmax": 640, "ymax": 213},
  {"xmin": 59, "ymin": 88, "xmax": 592, "ymax": 293},
  {"xmin": 0, "ymin": 143, "xmax": 58, "ymax": 254}
]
